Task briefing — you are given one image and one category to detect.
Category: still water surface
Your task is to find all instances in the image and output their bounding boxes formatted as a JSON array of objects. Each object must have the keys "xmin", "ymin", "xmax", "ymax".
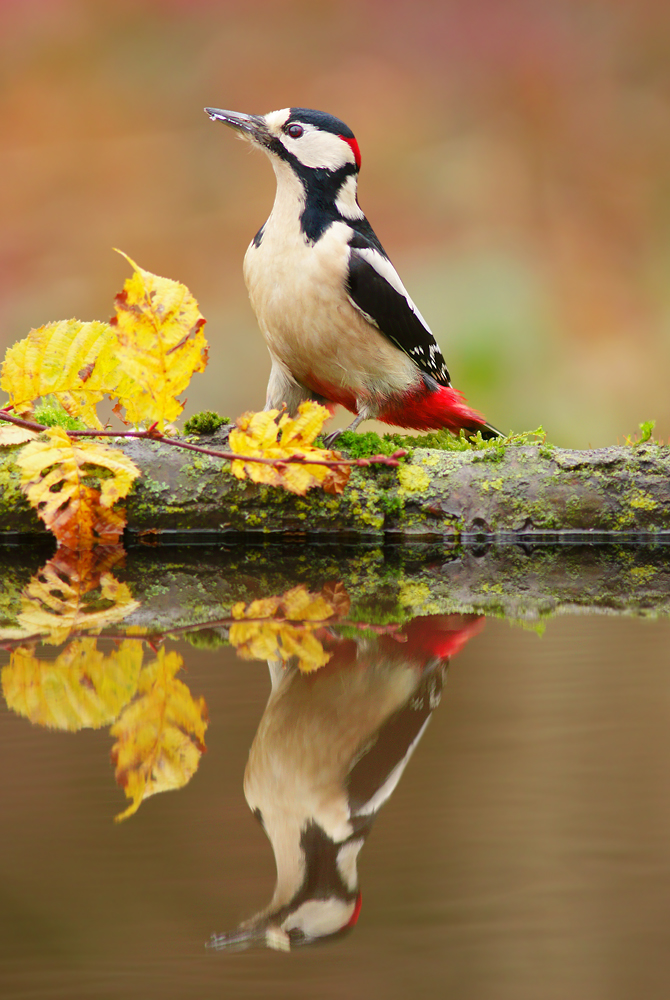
[{"xmin": 1, "ymin": 604, "xmax": 670, "ymax": 999}]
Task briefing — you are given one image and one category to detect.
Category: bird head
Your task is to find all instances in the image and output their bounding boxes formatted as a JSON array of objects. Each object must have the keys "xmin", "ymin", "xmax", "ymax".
[
  {"xmin": 207, "ymin": 890, "xmax": 363, "ymax": 953},
  {"xmin": 205, "ymin": 106, "xmax": 361, "ymax": 175}
]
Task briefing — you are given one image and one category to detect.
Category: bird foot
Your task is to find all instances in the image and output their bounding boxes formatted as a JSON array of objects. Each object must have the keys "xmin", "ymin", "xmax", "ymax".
[{"xmin": 322, "ymin": 428, "xmax": 344, "ymax": 448}]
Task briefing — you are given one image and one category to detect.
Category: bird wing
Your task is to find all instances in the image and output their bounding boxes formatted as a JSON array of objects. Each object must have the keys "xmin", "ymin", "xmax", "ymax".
[
  {"xmin": 346, "ymin": 668, "xmax": 444, "ymax": 820},
  {"xmin": 346, "ymin": 231, "xmax": 451, "ymax": 386}
]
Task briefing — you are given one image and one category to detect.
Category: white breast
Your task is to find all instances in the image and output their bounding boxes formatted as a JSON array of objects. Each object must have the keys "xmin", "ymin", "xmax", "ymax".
[{"xmin": 243, "ymin": 162, "xmax": 417, "ymax": 412}]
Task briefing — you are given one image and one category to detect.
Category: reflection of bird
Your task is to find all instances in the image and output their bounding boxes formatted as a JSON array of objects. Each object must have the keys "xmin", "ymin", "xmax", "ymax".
[
  {"xmin": 206, "ymin": 106, "xmax": 500, "ymax": 442},
  {"xmin": 208, "ymin": 615, "xmax": 483, "ymax": 952}
]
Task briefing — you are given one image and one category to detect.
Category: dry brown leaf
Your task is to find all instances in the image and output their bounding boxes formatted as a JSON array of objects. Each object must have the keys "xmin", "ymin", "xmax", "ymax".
[{"xmin": 0, "ymin": 424, "xmax": 38, "ymax": 447}]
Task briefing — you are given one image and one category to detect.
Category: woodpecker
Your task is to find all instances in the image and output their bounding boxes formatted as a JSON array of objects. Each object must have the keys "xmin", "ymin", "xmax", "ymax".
[
  {"xmin": 205, "ymin": 106, "xmax": 500, "ymax": 441},
  {"xmin": 207, "ymin": 614, "xmax": 484, "ymax": 952}
]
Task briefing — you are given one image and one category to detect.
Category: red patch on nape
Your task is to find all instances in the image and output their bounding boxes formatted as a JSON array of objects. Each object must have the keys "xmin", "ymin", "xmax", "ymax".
[
  {"xmin": 346, "ymin": 892, "xmax": 363, "ymax": 928},
  {"xmin": 340, "ymin": 135, "xmax": 361, "ymax": 169}
]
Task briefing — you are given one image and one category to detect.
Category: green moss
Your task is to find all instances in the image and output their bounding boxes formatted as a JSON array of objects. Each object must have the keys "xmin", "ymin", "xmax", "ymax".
[
  {"xmin": 380, "ymin": 493, "xmax": 404, "ymax": 516},
  {"xmin": 626, "ymin": 420, "xmax": 655, "ymax": 446},
  {"xmin": 333, "ymin": 430, "xmax": 399, "ymax": 458},
  {"xmin": 183, "ymin": 628, "xmax": 228, "ymax": 649},
  {"xmin": 33, "ymin": 396, "xmax": 87, "ymax": 430},
  {"xmin": 398, "ymin": 580, "xmax": 432, "ymax": 608},
  {"xmin": 184, "ymin": 411, "xmax": 229, "ymax": 435}
]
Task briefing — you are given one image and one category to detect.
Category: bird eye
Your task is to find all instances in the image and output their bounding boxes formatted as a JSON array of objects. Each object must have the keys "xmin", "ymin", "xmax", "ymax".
[{"xmin": 287, "ymin": 123, "xmax": 304, "ymax": 138}]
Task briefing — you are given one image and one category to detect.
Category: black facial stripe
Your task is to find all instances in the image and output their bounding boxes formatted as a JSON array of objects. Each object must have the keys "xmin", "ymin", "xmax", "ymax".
[{"xmin": 268, "ymin": 821, "xmax": 360, "ymax": 929}]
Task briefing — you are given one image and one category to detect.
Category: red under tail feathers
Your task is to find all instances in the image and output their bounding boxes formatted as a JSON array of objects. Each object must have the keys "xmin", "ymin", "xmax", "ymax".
[
  {"xmin": 401, "ymin": 615, "xmax": 485, "ymax": 661},
  {"xmin": 379, "ymin": 383, "xmax": 491, "ymax": 434}
]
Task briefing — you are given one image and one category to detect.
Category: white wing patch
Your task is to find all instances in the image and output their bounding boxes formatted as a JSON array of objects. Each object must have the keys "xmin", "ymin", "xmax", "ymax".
[{"xmin": 353, "ymin": 247, "xmax": 433, "ymax": 334}]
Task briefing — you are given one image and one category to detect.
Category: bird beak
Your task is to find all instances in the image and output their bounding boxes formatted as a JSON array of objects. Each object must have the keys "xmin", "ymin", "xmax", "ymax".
[
  {"xmin": 204, "ymin": 107, "xmax": 268, "ymax": 144},
  {"xmin": 206, "ymin": 921, "xmax": 291, "ymax": 953}
]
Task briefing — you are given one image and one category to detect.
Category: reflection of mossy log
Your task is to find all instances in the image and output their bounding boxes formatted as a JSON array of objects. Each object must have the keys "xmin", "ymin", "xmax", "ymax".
[
  {"xmin": 2, "ymin": 544, "xmax": 669, "ymax": 634},
  {"xmin": 1, "ymin": 437, "xmax": 670, "ymax": 540}
]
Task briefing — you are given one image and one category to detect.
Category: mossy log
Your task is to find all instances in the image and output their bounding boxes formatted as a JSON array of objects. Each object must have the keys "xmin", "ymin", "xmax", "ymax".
[{"xmin": 1, "ymin": 437, "xmax": 670, "ymax": 542}]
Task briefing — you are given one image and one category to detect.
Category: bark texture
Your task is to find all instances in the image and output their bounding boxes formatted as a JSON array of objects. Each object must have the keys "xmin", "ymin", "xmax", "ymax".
[{"xmin": 2, "ymin": 437, "xmax": 670, "ymax": 542}]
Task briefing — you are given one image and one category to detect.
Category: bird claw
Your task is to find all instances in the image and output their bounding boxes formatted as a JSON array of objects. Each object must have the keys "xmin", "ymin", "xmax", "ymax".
[{"xmin": 322, "ymin": 428, "xmax": 344, "ymax": 448}]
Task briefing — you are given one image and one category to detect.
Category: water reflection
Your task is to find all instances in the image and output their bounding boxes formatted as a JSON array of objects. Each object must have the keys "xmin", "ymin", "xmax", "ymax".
[
  {"xmin": 2, "ymin": 544, "xmax": 670, "ymax": 996},
  {"xmin": 0, "ymin": 542, "xmax": 486, "ymax": 950},
  {"xmin": 208, "ymin": 614, "xmax": 483, "ymax": 951}
]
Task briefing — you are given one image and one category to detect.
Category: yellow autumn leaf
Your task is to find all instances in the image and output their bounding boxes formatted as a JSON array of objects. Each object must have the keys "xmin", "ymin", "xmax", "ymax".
[
  {"xmin": 17, "ymin": 546, "xmax": 140, "ymax": 644},
  {"xmin": 110, "ymin": 648, "xmax": 208, "ymax": 822},
  {"xmin": 2, "ymin": 638, "xmax": 144, "ymax": 731},
  {"xmin": 231, "ymin": 596, "xmax": 283, "ymax": 620},
  {"xmin": 17, "ymin": 426, "xmax": 140, "ymax": 547},
  {"xmin": 0, "ymin": 319, "xmax": 137, "ymax": 429},
  {"xmin": 110, "ymin": 251, "xmax": 209, "ymax": 430},
  {"xmin": 230, "ymin": 620, "xmax": 332, "ymax": 673},
  {"xmin": 228, "ymin": 401, "xmax": 350, "ymax": 495},
  {"xmin": 229, "ymin": 584, "xmax": 349, "ymax": 673}
]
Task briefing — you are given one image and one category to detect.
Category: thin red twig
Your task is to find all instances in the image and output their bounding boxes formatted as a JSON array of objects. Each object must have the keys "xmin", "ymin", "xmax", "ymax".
[
  {"xmin": 0, "ymin": 408, "xmax": 406, "ymax": 469},
  {"xmin": 0, "ymin": 615, "xmax": 403, "ymax": 651}
]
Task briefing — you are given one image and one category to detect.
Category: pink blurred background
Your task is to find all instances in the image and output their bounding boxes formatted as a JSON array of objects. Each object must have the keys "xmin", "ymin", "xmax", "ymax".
[{"xmin": 2, "ymin": 0, "xmax": 670, "ymax": 447}]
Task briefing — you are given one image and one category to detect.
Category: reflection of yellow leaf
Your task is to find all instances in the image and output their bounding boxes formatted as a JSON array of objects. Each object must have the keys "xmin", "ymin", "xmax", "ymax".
[
  {"xmin": 17, "ymin": 546, "xmax": 140, "ymax": 644},
  {"xmin": 228, "ymin": 402, "xmax": 350, "ymax": 495},
  {"xmin": 1, "ymin": 638, "xmax": 144, "ymax": 731},
  {"xmin": 0, "ymin": 424, "xmax": 37, "ymax": 446},
  {"xmin": 110, "ymin": 648, "xmax": 208, "ymax": 822},
  {"xmin": 0, "ymin": 319, "xmax": 137, "ymax": 429},
  {"xmin": 229, "ymin": 584, "xmax": 349, "ymax": 673},
  {"xmin": 110, "ymin": 252, "xmax": 208, "ymax": 430},
  {"xmin": 17, "ymin": 426, "xmax": 140, "ymax": 547},
  {"xmin": 230, "ymin": 620, "xmax": 332, "ymax": 673},
  {"xmin": 231, "ymin": 596, "xmax": 282, "ymax": 620}
]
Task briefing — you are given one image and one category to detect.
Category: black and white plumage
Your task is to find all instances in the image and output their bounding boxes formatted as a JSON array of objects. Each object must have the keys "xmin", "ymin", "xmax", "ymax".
[
  {"xmin": 207, "ymin": 615, "xmax": 484, "ymax": 952},
  {"xmin": 205, "ymin": 105, "xmax": 500, "ymax": 440}
]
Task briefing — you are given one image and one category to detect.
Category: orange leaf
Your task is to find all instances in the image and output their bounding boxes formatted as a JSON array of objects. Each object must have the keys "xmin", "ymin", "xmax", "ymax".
[{"xmin": 17, "ymin": 426, "xmax": 140, "ymax": 547}]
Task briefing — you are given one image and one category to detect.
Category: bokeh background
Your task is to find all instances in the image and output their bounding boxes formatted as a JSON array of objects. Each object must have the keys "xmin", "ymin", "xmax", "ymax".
[{"xmin": 2, "ymin": 0, "xmax": 670, "ymax": 447}]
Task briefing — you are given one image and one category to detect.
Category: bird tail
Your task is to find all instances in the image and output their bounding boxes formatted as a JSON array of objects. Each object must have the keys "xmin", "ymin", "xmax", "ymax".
[{"xmin": 379, "ymin": 384, "xmax": 502, "ymax": 438}]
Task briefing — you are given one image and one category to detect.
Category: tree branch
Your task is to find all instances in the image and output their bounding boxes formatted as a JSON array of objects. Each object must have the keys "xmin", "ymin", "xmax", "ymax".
[{"xmin": 1, "ymin": 428, "xmax": 669, "ymax": 541}]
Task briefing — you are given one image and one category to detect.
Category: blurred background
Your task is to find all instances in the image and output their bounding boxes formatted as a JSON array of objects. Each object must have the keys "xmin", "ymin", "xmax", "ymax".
[{"xmin": 2, "ymin": 0, "xmax": 670, "ymax": 447}]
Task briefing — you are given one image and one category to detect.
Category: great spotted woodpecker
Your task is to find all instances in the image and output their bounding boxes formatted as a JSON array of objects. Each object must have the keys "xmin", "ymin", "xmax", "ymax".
[
  {"xmin": 207, "ymin": 614, "xmax": 484, "ymax": 952},
  {"xmin": 205, "ymin": 106, "xmax": 500, "ymax": 441}
]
